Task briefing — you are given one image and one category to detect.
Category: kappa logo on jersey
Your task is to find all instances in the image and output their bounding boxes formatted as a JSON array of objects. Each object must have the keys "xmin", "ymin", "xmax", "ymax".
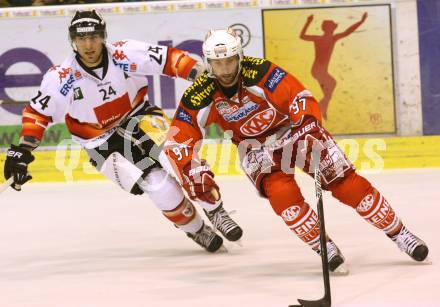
[
  {"xmin": 130, "ymin": 63, "xmax": 137, "ymax": 72},
  {"xmin": 281, "ymin": 205, "xmax": 302, "ymax": 222},
  {"xmin": 176, "ymin": 107, "xmax": 193, "ymax": 126},
  {"xmin": 58, "ymin": 67, "xmax": 72, "ymax": 83},
  {"xmin": 112, "ymin": 41, "xmax": 128, "ymax": 47},
  {"xmin": 264, "ymin": 67, "xmax": 286, "ymax": 92},
  {"xmin": 112, "ymin": 50, "xmax": 129, "ymax": 61},
  {"xmin": 73, "ymin": 87, "xmax": 84, "ymax": 101},
  {"xmin": 223, "ymin": 102, "xmax": 259, "ymax": 122},
  {"xmin": 240, "ymin": 108, "xmax": 276, "ymax": 136},
  {"xmin": 49, "ymin": 65, "xmax": 60, "ymax": 72}
]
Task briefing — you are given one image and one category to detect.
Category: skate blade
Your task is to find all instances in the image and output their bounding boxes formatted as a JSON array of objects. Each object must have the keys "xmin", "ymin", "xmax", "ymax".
[
  {"xmin": 331, "ymin": 263, "xmax": 349, "ymax": 276},
  {"xmin": 217, "ymin": 245, "xmax": 229, "ymax": 253},
  {"xmin": 233, "ymin": 239, "xmax": 243, "ymax": 247},
  {"xmin": 420, "ymin": 257, "xmax": 433, "ymax": 265}
]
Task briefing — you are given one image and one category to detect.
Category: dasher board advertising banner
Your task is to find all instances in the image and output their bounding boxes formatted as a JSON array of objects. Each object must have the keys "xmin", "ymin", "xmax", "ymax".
[
  {"xmin": 263, "ymin": 4, "xmax": 396, "ymax": 135},
  {"xmin": 0, "ymin": 6, "xmax": 262, "ymax": 124},
  {"xmin": 417, "ymin": 0, "xmax": 440, "ymax": 135}
]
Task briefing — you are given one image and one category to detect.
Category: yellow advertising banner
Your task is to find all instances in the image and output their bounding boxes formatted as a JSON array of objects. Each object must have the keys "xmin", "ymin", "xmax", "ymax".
[{"xmin": 263, "ymin": 5, "xmax": 395, "ymax": 135}]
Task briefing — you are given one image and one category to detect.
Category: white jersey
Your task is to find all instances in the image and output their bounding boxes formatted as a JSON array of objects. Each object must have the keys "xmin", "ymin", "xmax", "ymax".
[{"xmin": 28, "ymin": 40, "xmax": 175, "ymax": 149}]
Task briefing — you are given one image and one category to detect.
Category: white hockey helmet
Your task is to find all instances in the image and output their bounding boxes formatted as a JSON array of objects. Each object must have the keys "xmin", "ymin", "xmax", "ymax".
[{"xmin": 202, "ymin": 28, "xmax": 244, "ymax": 78}]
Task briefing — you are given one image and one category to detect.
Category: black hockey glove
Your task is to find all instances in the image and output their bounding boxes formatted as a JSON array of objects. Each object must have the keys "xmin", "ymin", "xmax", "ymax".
[{"xmin": 4, "ymin": 144, "xmax": 35, "ymax": 191}]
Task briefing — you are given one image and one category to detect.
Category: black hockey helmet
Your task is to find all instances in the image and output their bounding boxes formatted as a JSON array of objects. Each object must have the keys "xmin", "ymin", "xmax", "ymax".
[{"xmin": 68, "ymin": 10, "xmax": 107, "ymax": 41}]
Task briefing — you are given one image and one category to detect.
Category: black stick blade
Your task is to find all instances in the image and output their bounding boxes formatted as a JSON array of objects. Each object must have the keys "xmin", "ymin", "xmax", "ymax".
[{"xmin": 289, "ymin": 297, "xmax": 330, "ymax": 307}]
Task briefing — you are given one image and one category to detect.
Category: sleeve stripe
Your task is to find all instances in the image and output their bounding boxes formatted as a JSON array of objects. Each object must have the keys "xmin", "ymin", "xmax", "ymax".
[
  {"xmin": 20, "ymin": 105, "xmax": 52, "ymax": 141},
  {"xmin": 23, "ymin": 105, "xmax": 52, "ymax": 124},
  {"xmin": 163, "ymin": 47, "xmax": 197, "ymax": 80}
]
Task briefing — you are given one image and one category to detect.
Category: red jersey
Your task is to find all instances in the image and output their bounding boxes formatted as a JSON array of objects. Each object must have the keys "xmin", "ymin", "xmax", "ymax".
[{"xmin": 165, "ymin": 56, "xmax": 322, "ymax": 177}]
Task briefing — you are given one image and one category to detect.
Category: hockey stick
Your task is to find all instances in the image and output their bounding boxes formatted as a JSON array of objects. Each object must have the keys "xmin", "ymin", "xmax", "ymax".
[
  {"xmin": 0, "ymin": 177, "xmax": 14, "ymax": 194},
  {"xmin": 290, "ymin": 150, "xmax": 331, "ymax": 307}
]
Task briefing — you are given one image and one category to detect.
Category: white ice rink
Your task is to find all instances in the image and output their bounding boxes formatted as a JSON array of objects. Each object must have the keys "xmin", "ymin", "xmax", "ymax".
[{"xmin": 0, "ymin": 169, "xmax": 438, "ymax": 307}]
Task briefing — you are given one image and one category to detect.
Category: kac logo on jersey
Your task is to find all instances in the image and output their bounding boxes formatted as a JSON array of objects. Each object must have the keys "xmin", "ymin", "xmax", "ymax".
[
  {"xmin": 176, "ymin": 107, "xmax": 193, "ymax": 126},
  {"xmin": 264, "ymin": 67, "xmax": 286, "ymax": 93},
  {"xmin": 240, "ymin": 108, "xmax": 276, "ymax": 136}
]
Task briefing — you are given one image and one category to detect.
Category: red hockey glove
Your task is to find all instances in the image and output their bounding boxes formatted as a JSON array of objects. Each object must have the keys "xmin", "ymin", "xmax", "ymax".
[
  {"xmin": 182, "ymin": 159, "xmax": 220, "ymax": 204},
  {"xmin": 290, "ymin": 116, "xmax": 353, "ymax": 186}
]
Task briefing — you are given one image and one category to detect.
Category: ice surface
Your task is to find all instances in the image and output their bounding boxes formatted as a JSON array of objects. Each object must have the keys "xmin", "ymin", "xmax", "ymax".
[{"xmin": 0, "ymin": 169, "xmax": 438, "ymax": 307}]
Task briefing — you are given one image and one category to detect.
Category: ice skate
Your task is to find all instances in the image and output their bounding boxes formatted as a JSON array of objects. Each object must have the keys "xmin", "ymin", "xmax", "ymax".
[
  {"xmin": 316, "ymin": 239, "xmax": 349, "ymax": 275},
  {"xmin": 389, "ymin": 226, "xmax": 430, "ymax": 262},
  {"xmin": 187, "ymin": 222, "xmax": 224, "ymax": 253},
  {"xmin": 204, "ymin": 204, "xmax": 243, "ymax": 242}
]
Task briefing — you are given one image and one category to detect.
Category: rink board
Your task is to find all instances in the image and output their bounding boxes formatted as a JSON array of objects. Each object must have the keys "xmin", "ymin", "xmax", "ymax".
[{"xmin": 1, "ymin": 135, "xmax": 439, "ymax": 183}]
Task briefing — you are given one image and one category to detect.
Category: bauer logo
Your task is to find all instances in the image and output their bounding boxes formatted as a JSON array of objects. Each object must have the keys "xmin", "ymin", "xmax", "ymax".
[
  {"xmin": 176, "ymin": 107, "xmax": 193, "ymax": 125},
  {"xmin": 281, "ymin": 205, "xmax": 301, "ymax": 222},
  {"xmin": 357, "ymin": 194, "xmax": 375, "ymax": 213},
  {"xmin": 264, "ymin": 67, "xmax": 286, "ymax": 92}
]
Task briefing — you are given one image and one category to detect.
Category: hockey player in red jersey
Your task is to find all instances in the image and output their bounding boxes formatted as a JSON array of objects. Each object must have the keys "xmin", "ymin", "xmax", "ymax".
[
  {"xmin": 3, "ymin": 11, "xmax": 243, "ymax": 253},
  {"xmin": 165, "ymin": 28, "xmax": 429, "ymax": 270}
]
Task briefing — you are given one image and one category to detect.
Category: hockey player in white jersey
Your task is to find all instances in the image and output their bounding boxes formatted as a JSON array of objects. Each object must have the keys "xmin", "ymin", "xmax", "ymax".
[{"xmin": 3, "ymin": 10, "xmax": 242, "ymax": 252}]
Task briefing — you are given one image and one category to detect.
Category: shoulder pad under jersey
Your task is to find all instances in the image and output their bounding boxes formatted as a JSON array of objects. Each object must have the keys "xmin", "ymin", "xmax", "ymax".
[
  {"xmin": 108, "ymin": 40, "xmax": 135, "ymax": 61},
  {"xmin": 241, "ymin": 56, "xmax": 271, "ymax": 86},
  {"xmin": 181, "ymin": 72, "xmax": 216, "ymax": 110}
]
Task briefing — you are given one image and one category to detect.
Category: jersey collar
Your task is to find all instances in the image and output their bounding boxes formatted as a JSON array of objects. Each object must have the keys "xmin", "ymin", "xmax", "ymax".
[{"xmin": 75, "ymin": 45, "xmax": 109, "ymax": 80}]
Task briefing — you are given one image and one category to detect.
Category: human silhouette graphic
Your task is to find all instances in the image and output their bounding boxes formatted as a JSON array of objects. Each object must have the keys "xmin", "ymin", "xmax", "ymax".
[{"xmin": 300, "ymin": 12, "xmax": 368, "ymax": 119}]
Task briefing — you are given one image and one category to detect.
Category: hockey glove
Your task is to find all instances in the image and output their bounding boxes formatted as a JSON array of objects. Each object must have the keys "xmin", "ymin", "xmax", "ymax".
[
  {"xmin": 4, "ymin": 144, "xmax": 35, "ymax": 191},
  {"xmin": 182, "ymin": 159, "xmax": 220, "ymax": 204}
]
